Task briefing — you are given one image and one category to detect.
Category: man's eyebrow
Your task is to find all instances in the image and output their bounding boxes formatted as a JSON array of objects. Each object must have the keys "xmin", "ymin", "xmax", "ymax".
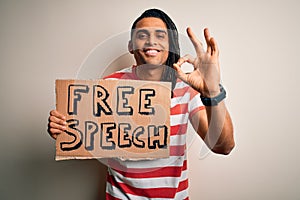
[
  {"xmin": 135, "ymin": 29, "xmax": 149, "ymax": 35},
  {"xmin": 135, "ymin": 29, "xmax": 167, "ymax": 34},
  {"xmin": 155, "ymin": 29, "xmax": 167, "ymax": 34}
]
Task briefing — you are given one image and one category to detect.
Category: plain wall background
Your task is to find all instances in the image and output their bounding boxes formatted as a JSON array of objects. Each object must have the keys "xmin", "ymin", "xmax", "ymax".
[{"xmin": 1, "ymin": 0, "xmax": 300, "ymax": 199}]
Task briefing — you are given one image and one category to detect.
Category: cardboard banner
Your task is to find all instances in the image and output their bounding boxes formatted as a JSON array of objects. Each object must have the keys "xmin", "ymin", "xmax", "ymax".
[{"xmin": 55, "ymin": 79, "xmax": 171, "ymax": 161}]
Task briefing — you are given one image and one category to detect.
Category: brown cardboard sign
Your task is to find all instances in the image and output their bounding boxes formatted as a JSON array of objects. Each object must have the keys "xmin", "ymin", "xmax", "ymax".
[{"xmin": 55, "ymin": 79, "xmax": 171, "ymax": 161}]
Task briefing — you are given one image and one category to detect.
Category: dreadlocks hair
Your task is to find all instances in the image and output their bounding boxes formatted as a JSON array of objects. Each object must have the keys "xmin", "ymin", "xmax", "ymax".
[{"xmin": 130, "ymin": 8, "xmax": 180, "ymax": 94}]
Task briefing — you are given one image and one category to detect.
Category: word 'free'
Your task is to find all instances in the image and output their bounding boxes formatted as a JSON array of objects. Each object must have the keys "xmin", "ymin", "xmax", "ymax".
[{"xmin": 68, "ymin": 84, "xmax": 156, "ymax": 116}]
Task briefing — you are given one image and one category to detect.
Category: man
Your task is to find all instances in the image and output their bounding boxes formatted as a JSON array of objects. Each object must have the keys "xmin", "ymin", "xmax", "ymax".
[{"xmin": 48, "ymin": 8, "xmax": 234, "ymax": 199}]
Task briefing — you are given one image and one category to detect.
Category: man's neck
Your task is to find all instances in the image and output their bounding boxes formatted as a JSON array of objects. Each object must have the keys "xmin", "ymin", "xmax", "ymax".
[{"xmin": 136, "ymin": 64, "xmax": 166, "ymax": 81}]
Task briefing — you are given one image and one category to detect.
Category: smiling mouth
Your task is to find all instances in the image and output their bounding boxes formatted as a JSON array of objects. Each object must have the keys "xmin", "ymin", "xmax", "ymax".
[{"xmin": 143, "ymin": 49, "xmax": 160, "ymax": 56}]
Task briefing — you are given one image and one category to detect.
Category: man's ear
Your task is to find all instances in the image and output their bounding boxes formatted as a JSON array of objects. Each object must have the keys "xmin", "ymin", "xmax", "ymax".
[{"xmin": 128, "ymin": 41, "xmax": 134, "ymax": 54}]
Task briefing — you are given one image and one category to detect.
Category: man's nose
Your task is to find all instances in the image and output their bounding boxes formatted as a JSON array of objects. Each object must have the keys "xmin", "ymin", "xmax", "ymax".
[{"xmin": 146, "ymin": 34, "xmax": 157, "ymax": 46}]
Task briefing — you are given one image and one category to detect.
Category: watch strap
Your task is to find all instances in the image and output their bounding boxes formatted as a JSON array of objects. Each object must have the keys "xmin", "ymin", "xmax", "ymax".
[{"xmin": 200, "ymin": 84, "xmax": 226, "ymax": 106}]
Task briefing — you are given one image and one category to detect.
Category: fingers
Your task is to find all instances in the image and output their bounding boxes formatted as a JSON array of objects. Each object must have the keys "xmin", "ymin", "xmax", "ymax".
[
  {"xmin": 173, "ymin": 54, "xmax": 196, "ymax": 83},
  {"xmin": 50, "ymin": 110, "xmax": 66, "ymax": 120},
  {"xmin": 204, "ymin": 28, "xmax": 212, "ymax": 53},
  {"xmin": 176, "ymin": 54, "xmax": 196, "ymax": 66},
  {"xmin": 48, "ymin": 110, "xmax": 66, "ymax": 139},
  {"xmin": 187, "ymin": 27, "xmax": 219, "ymax": 56},
  {"xmin": 186, "ymin": 27, "xmax": 204, "ymax": 56},
  {"xmin": 210, "ymin": 37, "xmax": 219, "ymax": 55},
  {"xmin": 47, "ymin": 127, "xmax": 63, "ymax": 139},
  {"xmin": 173, "ymin": 63, "xmax": 188, "ymax": 83},
  {"xmin": 204, "ymin": 28, "xmax": 219, "ymax": 55}
]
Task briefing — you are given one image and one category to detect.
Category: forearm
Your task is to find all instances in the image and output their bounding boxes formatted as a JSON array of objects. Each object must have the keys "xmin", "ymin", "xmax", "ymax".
[{"xmin": 204, "ymin": 101, "xmax": 235, "ymax": 155}]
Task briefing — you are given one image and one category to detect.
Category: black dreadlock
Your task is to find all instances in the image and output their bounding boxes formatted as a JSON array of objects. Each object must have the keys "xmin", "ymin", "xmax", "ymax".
[{"xmin": 130, "ymin": 8, "xmax": 180, "ymax": 93}]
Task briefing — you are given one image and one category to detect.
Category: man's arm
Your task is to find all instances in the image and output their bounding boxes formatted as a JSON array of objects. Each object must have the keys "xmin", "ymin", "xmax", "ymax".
[
  {"xmin": 190, "ymin": 101, "xmax": 234, "ymax": 155},
  {"xmin": 172, "ymin": 27, "xmax": 235, "ymax": 154}
]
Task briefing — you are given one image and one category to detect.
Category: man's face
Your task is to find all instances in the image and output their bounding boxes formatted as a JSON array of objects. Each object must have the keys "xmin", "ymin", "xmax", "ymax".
[{"xmin": 129, "ymin": 17, "xmax": 169, "ymax": 66}]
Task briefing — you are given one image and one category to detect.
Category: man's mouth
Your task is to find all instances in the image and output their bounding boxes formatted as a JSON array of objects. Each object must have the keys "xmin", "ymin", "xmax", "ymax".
[{"xmin": 143, "ymin": 48, "xmax": 160, "ymax": 56}]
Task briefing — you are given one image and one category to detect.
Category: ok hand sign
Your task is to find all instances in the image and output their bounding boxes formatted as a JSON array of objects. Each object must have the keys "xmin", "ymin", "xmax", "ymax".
[{"xmin": 173, "ymin": 28, "xmax": 221, "ymax": 97}]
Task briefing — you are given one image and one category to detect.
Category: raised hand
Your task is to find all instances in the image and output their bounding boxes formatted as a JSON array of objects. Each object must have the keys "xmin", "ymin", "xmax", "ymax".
[{"xmin": 173, "ymin": 27, "xmax": 221, "ymax": 97}]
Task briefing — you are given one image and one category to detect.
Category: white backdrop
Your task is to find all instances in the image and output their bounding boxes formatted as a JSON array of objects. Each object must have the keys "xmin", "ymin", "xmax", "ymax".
[{"xmin": 1, "ymin": 0, "xmax": 299, "ymax": 199}]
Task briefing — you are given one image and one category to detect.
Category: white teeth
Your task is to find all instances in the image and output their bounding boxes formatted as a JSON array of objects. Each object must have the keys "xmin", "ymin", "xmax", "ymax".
[{"xmin": 145, "ymin": 49, "xmax": 159, "ymax": 56}]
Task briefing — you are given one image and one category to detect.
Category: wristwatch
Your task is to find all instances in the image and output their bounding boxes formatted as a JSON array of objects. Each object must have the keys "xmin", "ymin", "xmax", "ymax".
[{"xmin": 200, "ymin": 84, "xmax": 226, "ymax": 106}]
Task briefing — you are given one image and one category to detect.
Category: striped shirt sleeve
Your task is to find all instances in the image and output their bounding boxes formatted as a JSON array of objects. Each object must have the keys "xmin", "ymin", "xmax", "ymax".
[{"xmin": 188, "ymin": 87, "xmax": 205, "ymax": 119}]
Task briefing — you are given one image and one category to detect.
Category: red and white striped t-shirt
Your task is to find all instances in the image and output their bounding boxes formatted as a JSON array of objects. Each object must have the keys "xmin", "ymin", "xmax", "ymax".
[{"xmin": 104, "ymin": 66, "xmax": 204, "ymax": 200}]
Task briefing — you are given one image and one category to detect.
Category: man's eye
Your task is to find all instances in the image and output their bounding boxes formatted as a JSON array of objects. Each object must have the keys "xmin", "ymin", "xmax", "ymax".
[
  {"xmin": 137, "ymin": 33, "xmax": 148, "ymax": 39},
  {"xmin": 157, "ymin": 33, "xmax": 166, "ymax": 39}
]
